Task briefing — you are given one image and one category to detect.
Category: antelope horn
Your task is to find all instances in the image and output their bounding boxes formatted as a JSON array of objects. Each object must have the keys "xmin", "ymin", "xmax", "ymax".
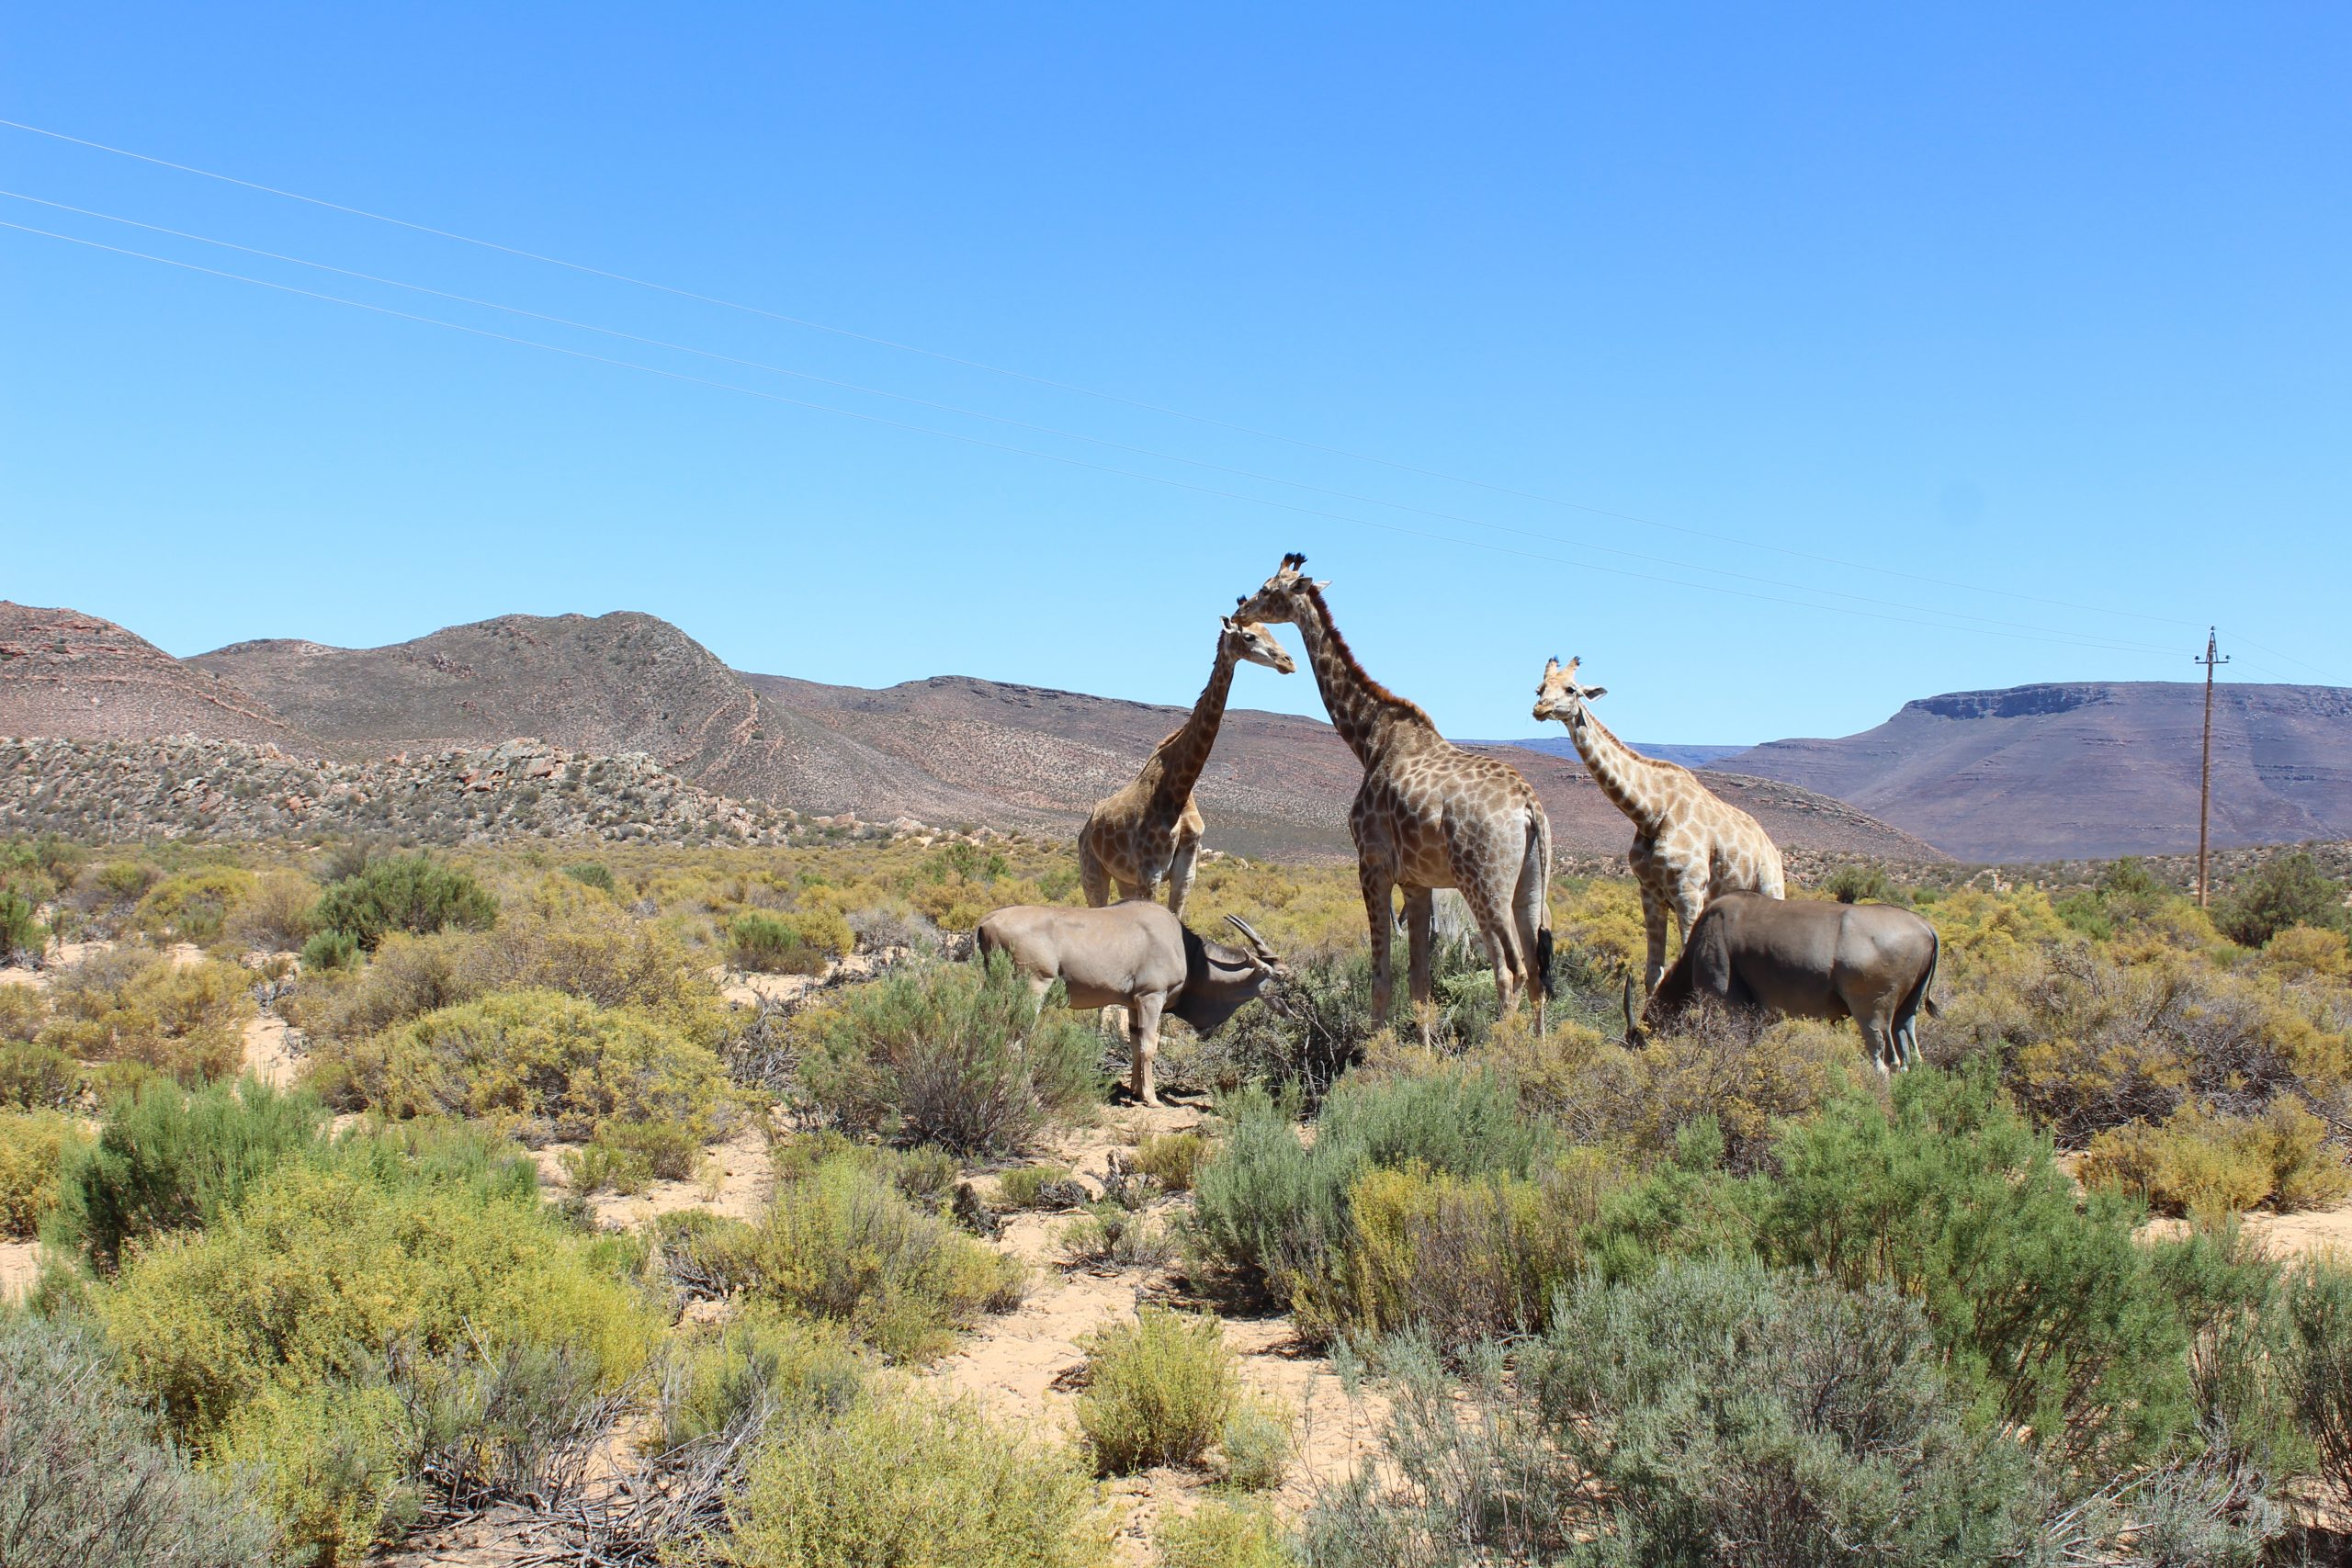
[{"xmin": 1225, "ymin": 913, "xmax": 1278, "ymax": 959}]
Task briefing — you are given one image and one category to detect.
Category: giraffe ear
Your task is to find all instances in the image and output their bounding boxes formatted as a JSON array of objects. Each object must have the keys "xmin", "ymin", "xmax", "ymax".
[
  {"xmin": 1584, "ymin": 684, "xmax": 1609, "ymax": 700},
  {"xmin": 1313, "ymin": 579, "xmax": 1332, "ymax": 591},
  {"xmin": 1219, "ymin": 615, "xmax": 1238, "ymax": 633}
]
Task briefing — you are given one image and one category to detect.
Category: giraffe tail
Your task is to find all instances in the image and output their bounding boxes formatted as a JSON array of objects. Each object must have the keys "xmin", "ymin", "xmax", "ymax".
[{"xmin": 1535, "ymin": 926, "xmax": 1555, "ymax": 999}]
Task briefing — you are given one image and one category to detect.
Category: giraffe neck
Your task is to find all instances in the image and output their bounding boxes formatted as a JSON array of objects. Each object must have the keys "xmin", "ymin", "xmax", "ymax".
[
  {"xmin": 1290, "ymin": 586, "xmax": 1436, "ymax": 769},
  {"xmin": 1566, "ymin": 707, "xmax": 1678, "ymax": 830},
  {"xmin": 1148, "ymin": 637, "xmax": 1240, "ymax": 811}
]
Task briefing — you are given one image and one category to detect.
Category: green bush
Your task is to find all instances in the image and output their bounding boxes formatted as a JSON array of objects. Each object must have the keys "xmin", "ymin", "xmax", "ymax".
[
  {"xmin": 2214, "ymin": 851, "xmax": 2348, "ymax": 947},
  {"xmin": 47, "ymin": 1076, "xmax": 327, "ymax": 1272},
  {"xmin": 0, "ymin": 1108, "xmax": 89, "ymax": 1236},
  {"xmin": 729, "ymin": 909, "xmax": 850, "ymax": 975},
  {"xmin": 300, "ymin": 928, "xmax": 360, "ymax": 973},
  {"xmin": 560, "ymin": 861, "xmax": 616, "ymax": 893},
  {"xmin": 1076, "ymin": 1307, "xmax": 1237, "ymax": 1473},
  {"xmin": 1157, "ymin": 1500, "xmax": 1291, "ymax": 1568},
  {"xmin": 0, "ymin": 889, "xmax": 46, "ymax": 958},
  {"xmin": 560, "ymin": 1137, "xmax": 652, "ymax": 1196},
  {"xmin": 131, "ymin": 869, "xmax": 254, "ymax": 943},
  {"xmin": 229, "ymin": 870, "xmax": 319, "ymax": 952},
  {"xmin": 37, "ymin": 947, "xmax": 254, "ymax": 1087},
  {"xmin": 800, "ymin": 953, "xmax": 1102, "ymax": 1156},
  {"xmin": 724, "ymin": 1382, "xmax": 1110, "ymax": 1568},
  {"xmin": 2284, "ymin": 1257, "xmax": 2352, "ymax": 1516},
  {"xmin": 716, "ymin": 1150, "xmax": 1024, "ymax": 1360},
  {"xmin": 1818, "ymin": 861, "xmax": 1907, "ymax": 906},
  {"xmin": 102, "ymin": 1155, "xmax": 656, "ymax": 1560},
  {"xmin": 1061, "ymin": 1201, "xmax": 1175, "ymax": 1269},
  {"xmin": 1749, "ymin": 1065, "xmax": 2196, "ymax": 1470},
  {"xmin": 1188, "ymin": 1069, "xmax": 1560, "ymax": 1344},
  {"xmin": 0, "ymin": 1314, "xmax": 281, "ymax": 1568},
  {"xmin": 310, "ymin": 854, "xmax": 496, "ymax": 952},
  {"xmin": 2081, "ymin": 1100, "xmax": 2350, "ymax": 1217},
  {"xmin": 312, "ymin": 987, "xmax": 731, "ymax": 1145}
]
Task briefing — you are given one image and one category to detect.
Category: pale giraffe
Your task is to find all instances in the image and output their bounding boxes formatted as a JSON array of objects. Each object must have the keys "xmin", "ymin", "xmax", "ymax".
[
  {"xmin": 1078, "ymin": 616, "xmax": 1295, "ymax": 918},
  {"xmin": 1236, "ymin": 554, "xmax": 1553, "ymax": 1039},
  {"xmin": 1532, "ymin": 655, "xmax": 1786, "ymax": 995}
]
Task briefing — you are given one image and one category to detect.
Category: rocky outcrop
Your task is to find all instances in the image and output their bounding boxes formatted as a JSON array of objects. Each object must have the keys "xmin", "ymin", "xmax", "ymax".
[{"xmin": 0, "ymin": 736, "xmax": 800, "ymax": 846}]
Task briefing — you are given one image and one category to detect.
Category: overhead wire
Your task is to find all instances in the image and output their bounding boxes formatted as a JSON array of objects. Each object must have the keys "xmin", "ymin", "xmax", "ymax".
[
  {"xmin": 0, "ymin": 214, "xmax": 2199, "ymax": 662},
  {"xmin": 0, "ymin": 115, "xmax": 2226, "ymax": 638},
  {"xmin": 0, "ymin": 187, "xmax": 2192, "ymax": 658}
]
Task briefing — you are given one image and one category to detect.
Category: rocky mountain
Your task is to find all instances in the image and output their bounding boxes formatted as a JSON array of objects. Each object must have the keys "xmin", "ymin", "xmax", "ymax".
[
  {"xmin": 1721, "ymin": 682, "xmax": 2352, "ymax": 862},
  {"xmin": 5, "ymin": 602, "xmax": 1940, "ymax": 862},
  {"xmin": 0, "ymin": 602, "xmax": 304, "ymax": 749}
]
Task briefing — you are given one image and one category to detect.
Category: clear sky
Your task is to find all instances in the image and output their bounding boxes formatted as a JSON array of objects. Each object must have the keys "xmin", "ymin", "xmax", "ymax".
[{"xmin": 4, "ymin": 4, "xmax": 2346, "ymax": 745}]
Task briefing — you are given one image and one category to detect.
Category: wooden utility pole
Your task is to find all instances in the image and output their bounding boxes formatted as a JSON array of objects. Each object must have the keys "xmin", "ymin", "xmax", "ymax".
[{"xmin": 2194, "ymin": 628, "xmax": 2229, "ymax": 907}]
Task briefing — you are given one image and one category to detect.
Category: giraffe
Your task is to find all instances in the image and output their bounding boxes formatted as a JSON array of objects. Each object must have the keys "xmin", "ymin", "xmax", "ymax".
[
  {"xmin": 1235, "ymin": 554, "xmax": 1553, "ymax": 1040},
  {"xmin": 1532, "ymin": 655, "xmax": 1785, "ymax": 996},
  {"xmin": 1078, "ymin": 616, "xmax": 1295, "ymax": 919}
]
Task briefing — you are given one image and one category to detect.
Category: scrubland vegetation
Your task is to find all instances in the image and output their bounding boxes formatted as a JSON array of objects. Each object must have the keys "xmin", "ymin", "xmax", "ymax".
[{"xmin": 2, "ymin": 829, "xmax": 2350, "ymax": 1563}]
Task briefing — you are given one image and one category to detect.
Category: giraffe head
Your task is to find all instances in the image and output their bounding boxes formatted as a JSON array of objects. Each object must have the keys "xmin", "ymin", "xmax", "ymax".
[
  {"xmin": 1221, "ymin": 616, "xmax": 1297, "ymax": 674},
  {"xmin": 1532, "ymin": 655, "xmax": 1608, "ymax": 725},
  {"xmin": 1232, "ymin": 551, "xmax": 1329, "ymax": 627}
]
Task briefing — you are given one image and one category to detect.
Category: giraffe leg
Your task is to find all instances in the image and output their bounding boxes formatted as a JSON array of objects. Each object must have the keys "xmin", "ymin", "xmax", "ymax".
[
  {"xmin": 1462, "ymin": 876, "xmax": 1524, "ymax": 1025},
  {"xmin": 1638, "ymin": 885, "xmax": 1671, "ymax": 997},
  {"xmin": 1512, "ymin": 814, "xmax": 1550, "ymax": 1036},
  {"xmin": 1401, "ymin": 887, "xmax": 1434, "ymax": 1046},
  {"xmin": 1166, "ymin": 834, "xmax": 1200, "ymax": 922},
  {"xmin": 1668, "ymin": 866, "xmax": 1712, "ymax": 971},
  {"xmin": 1080, "ymin": 836, "xmax": 1113, "ymax": 908},
  {"xmin": 1360, "ymin": 863, "xmax": 1396, "ymax": 1030}
]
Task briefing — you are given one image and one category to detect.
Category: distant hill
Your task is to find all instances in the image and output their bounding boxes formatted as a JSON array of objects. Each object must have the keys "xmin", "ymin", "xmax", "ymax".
[
  {"xmin": 0, "ymin": 602, "xmax": 1941, "ymax": 863},
  {"xmin": 0, "ymin": 602, "xmax": 302, "ymax": 748},
  {"xmin": 1721, "ymin": 682, "xmax": 2352, "ymax": 862},
  {"xmin": 1478, "ymin": 737, "xmax": 1749, "ymax": 770}
]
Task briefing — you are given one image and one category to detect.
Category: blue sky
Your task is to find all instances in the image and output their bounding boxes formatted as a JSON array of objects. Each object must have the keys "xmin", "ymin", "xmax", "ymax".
[{"xmin": 4, "ymin": 4, "xmax": 2346, "ymax": 745}]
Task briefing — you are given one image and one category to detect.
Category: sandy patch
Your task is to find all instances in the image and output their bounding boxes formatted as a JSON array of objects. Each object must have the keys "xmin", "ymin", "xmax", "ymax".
[
  {"xmin": 532, "ymin": 1123, "xmax": 774, "ymax": 1228},
  {"xmin": 0, "ymin": 1241, "xmax": 40, "ymax": 1304}
]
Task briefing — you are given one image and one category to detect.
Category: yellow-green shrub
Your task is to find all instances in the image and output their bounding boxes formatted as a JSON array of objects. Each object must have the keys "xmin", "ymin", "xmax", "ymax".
[
  {"xmin": 1134, "ymin": 1130, "xmax": 1207, "ymax": 1191},
  {"xmin": 717, "ymin": 1152, "xmax": 1024, "ymax": 1361},
  {"xmin": 228, "ymin": 869, "xmax": 320, "ymax": 951},
  {"xmin": 101, "ymin": 1156, "xmax": 657, "ymax": 1560},
  {"xmin": 131, "ymin": 869, "xmax": 254, "ymax": 943},
  {"xmin": 1075, "ymin": 1308, "xmax": 1236, "ymax": 1474},
  {"xmin": 38, "ymin": 947, "xmax": 254, "ymax": 1086},
  {"xmin": 999, "ymin": 1162, "xmax": 1081, "ymax": 1210},
  {"xmin": 2081, "ymin": 1100, "xmax": 2350, "ymax": 1218},
  {"xmin": 726, "ymin": 1382, "xmax": 1111, "ymax": 1568},
  {"xmin": 1336, "ymin": 1156, "xmax": 1605, "ymax": 1347},
  {"xmin": 0, "ymin": 1108, "xmax": 89, "ymax": 1235},
  {"xmin": 1156, "ymin": 1500, "xmax": 1290, "ymax": 1568},
  {"xmin": 312, "ymin": 987, "xmax": 732, "ymax": 1145},
  {"xmin": 653, "ymin": 1308, "xmax": 867, "ymax": 1450},
  {"xmin": 2264, "ymin": 924, "xmax": 2352, "ymax": 982}
]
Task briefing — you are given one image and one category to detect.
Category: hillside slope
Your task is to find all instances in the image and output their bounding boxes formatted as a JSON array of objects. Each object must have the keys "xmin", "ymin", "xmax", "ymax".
[
  {"xmin": 1723, "ymin": 682, "xmax": 2352, "ymax": 861},
  {"xmin": 7, "ymin": 603, "xmax": 1941, "ymax": 862},
  {"xmin": 0, "ymin": 602, "xmax": 304, "ymax": 748}
]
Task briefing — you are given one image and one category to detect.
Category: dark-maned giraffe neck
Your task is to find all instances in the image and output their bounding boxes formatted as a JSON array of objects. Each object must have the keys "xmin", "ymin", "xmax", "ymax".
[
  {"xmin": 1291, "ymin": 585, "xmax": 1437, "ymax": 770},
  {"xmin": 1566, "ymin": 707, "xmax": 1684, "ymax": 832},
  {"xmin": 1147, "ymin": 633, "xmax": 1240, "ymax": 814}
]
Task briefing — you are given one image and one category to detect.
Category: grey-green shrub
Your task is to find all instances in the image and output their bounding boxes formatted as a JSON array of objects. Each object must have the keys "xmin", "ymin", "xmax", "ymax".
[
  {"xmin": 0, "ymin": 1314, "xmax": 282, "ymax": 1568},
  {"xmin": 800, "ymin": 953, "xmax": 1102, "ymax": 1156}
]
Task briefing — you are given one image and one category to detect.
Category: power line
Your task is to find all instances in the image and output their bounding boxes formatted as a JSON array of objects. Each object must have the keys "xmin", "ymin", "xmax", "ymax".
[
  {"xmin": 0, "ymin": 215, "xmax": 2195, "ymax": 662},
  {"xmin": 0, "ymin": 115, "xmax": 2217, "ymax": 637},
  {"xmin": 0, "ymin": 187, "xmax": 2192, "ymax": 659}
]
